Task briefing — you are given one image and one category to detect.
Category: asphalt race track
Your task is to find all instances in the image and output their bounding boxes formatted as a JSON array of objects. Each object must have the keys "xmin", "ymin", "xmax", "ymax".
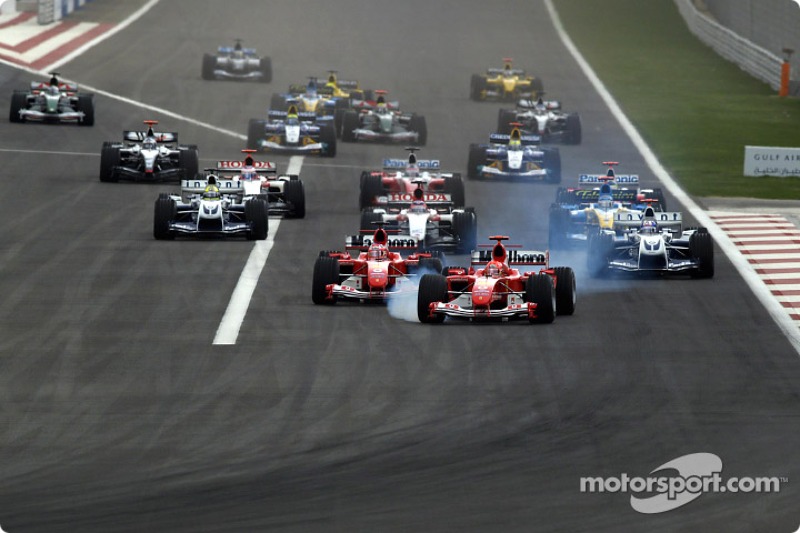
[{"xmin": 0, "ymin": 1, "xmax": 798, "ymax": 531}]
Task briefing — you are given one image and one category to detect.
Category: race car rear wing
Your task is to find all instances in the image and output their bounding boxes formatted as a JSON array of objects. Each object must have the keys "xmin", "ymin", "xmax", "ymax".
[
  {"xmin": 579, "ymin": 174, "xmax": 639, "ymax": 184},
  {"xmin": 345, "ymin": 233, "xmax": 419, "ymax": 251},
  {"xmin": 31, "ymin": 81, "xmax": 78, "ymax": 93},
  {"xmin": 382, "ymin": 158, "xmax": 440, "ymax": 171},
  {"xmin": 267, "ymin": 109, "xmax": 319, "ymax": 121},
  {"xmin": 517, "ymin": 99, "xmax": 561, "ymax": 110},
  {"xmin": 489, "ymin": 133, "xmax": 541, "ymax": 146},
  {"xmin": 374, "ymin": 192, "xmax": 453, "ymax": 205},
  {"xmin": 487, "ymin": 68, "xmax": 526, "ymax": 76},
  {"xmin": 614, "ymin": 211, "xmax": 682, "ymax": 231},
  {"xmin": 565, "ymin": 188, "xmax": 640, "ymax": 204},
  {"xmin": 471, "ymin": 249, "xmax": 548, "ymax": 267},
  {"xmin": 123, "ymin": 130, "xmax": 178, "ymax": 143},
  {"xmin": 218, "ymin": 46, "xmax": 256, "ymax": 55},
  {"xmin": 181, "ymin": 178, "xmax": 244, "ymax": 195},
  {"xmin": 214, "ymin": 160, "xmax": 277, "ymax": 173}
]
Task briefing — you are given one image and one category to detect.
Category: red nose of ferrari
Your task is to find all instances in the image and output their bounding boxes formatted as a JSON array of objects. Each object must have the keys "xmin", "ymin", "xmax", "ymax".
[
  {"xmin": 367, "ymin": 263, "xmax": 389, "ymax": 289},
  {"xmin": 472, "ymin": 278, "xmax": 493, "ymax": 306}
]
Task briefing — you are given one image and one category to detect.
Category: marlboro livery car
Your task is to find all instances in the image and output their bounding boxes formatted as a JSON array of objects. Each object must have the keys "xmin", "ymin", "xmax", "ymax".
[
  {"xmin": 497, "ymin": 96, "xmax": 581, "ymax": 144},
  {"xmin": 360, "ymin": 185, "xmax": 477, "ymax": 254},
  {"xmin": 417, "ymin": 236, "xmax": 576, "ymax": 323},
  {"xmin": 9, "ymin": 72, "xmax": 94, "ymax": 125},
  {"xmin": 359, "ymin": 148, "xmax": 465, "ymax": 209},
  {"xmin": 209, "ymin": 150, "xmax": 305, "ymax": 218},
  {"xmin": 153, "ymin": 175, "xmax": 269, "ymax": 240},
  {"xmin": 467, "ymin": 125, "xmax": 561, "ymax": 182},
  {"xmin": 587, "ymin": 207, "xmax": 714, "ymax": 278},
  {"xmin": 469, "ymin": 58, "xmax": 543, "ymax": 102},
  {"xmin": 202, "ymin": 40, "xmax": 272, "ymax": 82},
  {"xmin": 312, "ymin": 226, "xmax": 443, "ymax": 304},
  {"xmin": 247, "ymin": 104, "xmax": 336, "ymax": 157},
  {"xmin": 100, "ymin": 120, "xmax": 199, "ymax": 182},
  {"xmin": 340, "ymin": 91, "xmax": 427, "ymax": 145}
]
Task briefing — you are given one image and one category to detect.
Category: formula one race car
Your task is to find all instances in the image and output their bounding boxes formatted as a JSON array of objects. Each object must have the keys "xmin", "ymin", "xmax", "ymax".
[
  {"xmin": 247, "ymin": 104, "xmax": 336, "ymax": 157},
  {"xmin": 548, "ymin": 163, "xmax": 667, "ymax": 248},
  {"xmin": 469, "ymin": 58, "xmax": 543, "ymax": 102},
  {"xmin": 207, "ymin": 149, "xmax": 305, "ymax": 218},
  {"xmin": 312, "ymin": 225, "xmax": 443, "ymax": 304},
  {"xmin": 360, "ymin": 184, "xmax": 477, "ymax": 254},
  {"xmin": 586, "ymin": 207, "xmax": 714, "ymax": 278},
  {"xmin": 201, "ymin": 40, "xmax": 272, "ymax": 82},
  {"xmin": 153, "ymin": 174, "xmax": 268, "ymax": 240},
  {"xmin": 100, "ymin": 120, "xmax": 199, "ymax": 182},
  {"xmin": 340, "ymin": 91, "xmax": 427, "ymax": 145},
  {"xmin": 9, "ymin": 72, "xmax": 94, "ymax": 125},
  {"xmin": 359, "ymin": 148, "xmax": 465, "ymax": 209},
  {"xmin": 467, "ymin": 125, "xmax": 560, "ymax": 182},
  {"xmin": 497, "ymin": 96, "xmax": 581, "ymax": 144},
  {"xmin": 417, "ymin": 235, "xmax": 576, "ymax": 323}
]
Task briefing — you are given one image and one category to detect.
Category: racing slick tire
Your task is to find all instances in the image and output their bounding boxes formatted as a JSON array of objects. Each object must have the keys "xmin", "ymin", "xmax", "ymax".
[
  {"xmin": 269, "ymin": 93, "xmax": 285, "ymax": 111},
  {"xmin": 543, "ymin": 147, "xmax": 561, "ymax": 184},
  {"xmin": 555, "ymin": 187, "xmax": 573, "ymax": 205},
  {"xmin": 552, "ymin": 266, "xmax": 576, "ymax": 316},
  {"xmin": 548, "ymin": 205, "xmax": 569, "ymax": 250},
  {"xmin": 247, "ymin": 119, "xmax": 265, "ymax": 150},
  {"xmin": 689, "ymin": 230, "xmax": 715, "ymax": 279},
  {"xmin": 565, "ymin": 113, "xmax": 582, "ymax": 144},
  {"xmin": 312, "ymin": 256, "xmax": 340, "ymax": 305},
  {"xmin": 467, "ymin": 144, "xmax": 487, "ymax": 180},
  {"xmin": 284, "ymin": 179, "xmax": 305, "ymax": 218},
  {"xmin": 409, "ymin": 114, "xmax": 427, "ymax": 146},
  {"xmin": 359, "ymin": 175, "xmax": 384, "ymax": 210},
  {"xmin": 77, "ymin": 95, "xmax": 94, "ymax": 126},
  {"xmin": 245, "ymin": 198, "xmax": 269, "ymax": 240},
  {"xmin": 587, "ymin": 232, "xmax": 615, "ymax": 278},
  {"xmin": 334, "ymin": 99, "xmax": 350, "ymax": 136},
  {"xmin": 179, "ymin": 147, "xmax": 199, "ymax": 180},
  {"xmin": 9, "ymin": 91, "xmax": 26, "ymax": 123},
  {"xmin": 415, "ymin": 257, "xmax": 444, "ymax": 276},
  {"xmin": 153, "ymin": 197, "xmax": 176, "ymax": 240},
  {"xmin": 258, "ymin": 56, "xmax": 272, "ymax": 83},
  {"xmin": 341, "ymin": 111, "xmax": 360, "ymax": 142},
  {"xmin": 469, "ymin": 74, "xmax": 487, "ymax": 101},
  {"xmin": 201, "ymin": 53, "xmax": 216, "ymax": 80},
  {"xmin": 531, "ymin": 77, "xmax": 544, "ymax": 96},
  {"xmin": 453, "ymin": 211, "xmax": 478, "ymax": 254},
  {"xmin": 443, "ymin": 175, "xmax": 465, "ymax": 208},
  {"xmin": 360, "ymin": 209, "xmax": 383, "ymax": 231},
  {"xmin": 418, "ymin": 274, "xmax": 447, "ymax": 323},
  {"xmin": 320, "ymin": 123, "xmax": 337, "ymax": 157},
  {"xmin": 497, "ymin": 109, "xmax": 517, "ymax": 135},
  {"xmin": 526, "ymin": 274, "xmax": 555, "ymax": 324},
  {"xmin": 99, "ymin": 143, "xmax": 120, "ymax": 182}
]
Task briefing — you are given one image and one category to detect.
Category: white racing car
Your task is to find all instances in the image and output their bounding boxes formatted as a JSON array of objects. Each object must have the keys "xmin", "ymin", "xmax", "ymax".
[
  {"xmin": 153, "ymin": 175, "xmax": 268, "ymax": 240},
  {"xmin": 9, "ymin": 72, "xmax": 94, "ymax": 125},
  {"xmin": 359, "ymin": 184, "xmax": 477, "ymax": 254},
  {"xmin": 202, "ymin": 40, "xmax": 272, "ymax": 82},
  {"xmin": 587, "ymin": 207, "xmax": 714, "ymax": 278}
]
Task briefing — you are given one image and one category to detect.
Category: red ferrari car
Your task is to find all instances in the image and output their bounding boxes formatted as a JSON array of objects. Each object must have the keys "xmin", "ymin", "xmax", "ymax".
[
  {"xmin": 312, "ymin": 226, "xmax": 443, "ymax": 304},
  {"xmin": 417, "ymin": 236, "xmax": 576, "ymax": 323}
]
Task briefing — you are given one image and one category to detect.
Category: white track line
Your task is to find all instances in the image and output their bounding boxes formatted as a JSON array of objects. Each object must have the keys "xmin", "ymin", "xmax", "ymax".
[
  {"xmin": 212, "ymin": 156, "xmax": 304, "ymax": 345},
  {"xmin": 545, "ymin": 0, "xmax": 800, "ymax": 354},
  {"xmin": 44, "ymin": 0, "xmax": 161, "ymax": 72}
]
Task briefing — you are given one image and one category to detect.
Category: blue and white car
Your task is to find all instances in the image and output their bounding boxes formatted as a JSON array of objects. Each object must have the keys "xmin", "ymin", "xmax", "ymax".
[
  {"xmin": 202, "ymin": 40, "xmax": 272, "ymax": 82},
  {"xmin": 246, "ymin": 105, "xmax": 336, "ymax": 157},
  {"xmin": 467, "ymin": 126, "xmax": 561, "ymax": 182}
]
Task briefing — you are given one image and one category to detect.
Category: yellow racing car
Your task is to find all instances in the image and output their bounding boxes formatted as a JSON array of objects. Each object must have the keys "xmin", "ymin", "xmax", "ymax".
[{"xmin": 470, "ymin": 58, "xmax": 543, "ymax": 102}]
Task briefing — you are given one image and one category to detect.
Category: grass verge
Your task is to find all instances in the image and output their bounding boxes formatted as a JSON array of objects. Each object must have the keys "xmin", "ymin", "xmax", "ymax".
[{"xmin": 553, "ymin": 0, "xmax": 800, "ymax": 199}]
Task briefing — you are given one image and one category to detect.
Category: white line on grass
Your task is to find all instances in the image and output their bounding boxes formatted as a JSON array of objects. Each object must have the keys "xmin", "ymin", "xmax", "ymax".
[
  {"xmin": 544, "ymin": 0, "xmax": 800, "ymax": 355},
  {"xmin": 212, "ymin": 156, "xmax": 304, "ymax": 345}
]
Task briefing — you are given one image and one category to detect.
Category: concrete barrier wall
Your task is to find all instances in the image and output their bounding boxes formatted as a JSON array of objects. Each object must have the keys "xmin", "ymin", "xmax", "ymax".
[{"xmin": 675, "ymin": 0, "xmax": 800, "ymax": 94}]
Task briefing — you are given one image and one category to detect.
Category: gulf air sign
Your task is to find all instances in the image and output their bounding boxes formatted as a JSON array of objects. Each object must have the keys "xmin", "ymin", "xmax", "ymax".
[{"xmin": 744, "ymin": 146, "xmax": 800, "ymax": 177}]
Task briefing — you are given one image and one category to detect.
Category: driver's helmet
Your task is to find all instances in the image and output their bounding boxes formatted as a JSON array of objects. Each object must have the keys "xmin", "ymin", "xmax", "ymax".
[
  {"xmin": 405, "ymin": 164, "xmax": 419, "ymax": 178},
  {"xmin": 598, "ymin": 194, "xmax": 613, "ymax": 210},
  {"xmin": 202, "ymin": 184, "xmax": 221, "ymax": 200},
  {"xmin": 142, "ymin": 140, "xmax": 157, "ymax": 151},
  {"xmin": 485, "ymin": 261, "xmax": 503, "ymax": 278},
  {"xmin": 233, "ymin": 49, "xmax": 244, "ymax": 60},
  {"xmin": 47, "ymin": 85, "xmax": 60, "ymax": 96},
  {"xmin": 509, "ymin": 130, "xmax": 522, "ymax": 149},
  {"xmin": 409, "ymin": 200, "xmax": 427, "ymax": 213},
  {"xmin": 241, "ymin": 165, "xmax": 257, "ymax": 181},
  {"xmin": 286, "ymin": 110, "xmax": 299, "ymax": 125},
  {"xmin": 368, "ymin": 244, "xmax": 387, "ymax": 261},
  {"xmin": 641, "ymin": 219, "xmax": 658, "ymax": 234}
]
